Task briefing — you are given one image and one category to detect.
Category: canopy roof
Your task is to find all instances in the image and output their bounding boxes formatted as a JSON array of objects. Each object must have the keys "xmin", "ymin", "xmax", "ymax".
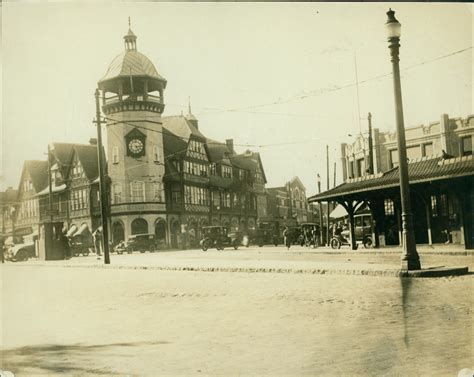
[{"xmin": 308, "ymin": 155, "xmax": 474, "ymax": 202}]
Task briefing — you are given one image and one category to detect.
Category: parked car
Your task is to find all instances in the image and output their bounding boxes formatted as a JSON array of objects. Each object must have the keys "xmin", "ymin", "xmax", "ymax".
[
  {"xmin": 297, "ymin": 223, "xmax": 320, "ymax": 247},
  {"xmin": 331, "ymin": 214, "xmax": 373, "ymax": 249},
  {"xmin": 247, "ymin": 228, "xmax": 277, "ymax": 247},
  {"xmin": 69, "ymin": 235, "xmax": 93, "ymax": 257},
  {"xmin": 6, "ymin": 242, "xmax": 35, "ymax": 262},
  {"xmin": 200, "ymin": 226, "xmax": 240, "ymax": 251},
  {"xmin": 114, "ymin": 234, "xmax": 158, "ymax": 254}
]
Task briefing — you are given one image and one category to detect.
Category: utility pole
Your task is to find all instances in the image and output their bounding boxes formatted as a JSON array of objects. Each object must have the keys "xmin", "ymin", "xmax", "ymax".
[
  {"xmin": 47, "ymin": 144, "xmax": 54, "ymax": 222},
  {"xmin": 95, "ymin": 89, "xmax": 111, "ymax": 264},
  {"xmin": 326, "ymin": 145, "xmax": 330, "ymax": 246},
  {"xmin": 368, "ymin": 112, "xmax": 374, "ymax": 175},
  {"xmin": 317, "ymin": 174, "xmax": 323, "ymax": 247}
]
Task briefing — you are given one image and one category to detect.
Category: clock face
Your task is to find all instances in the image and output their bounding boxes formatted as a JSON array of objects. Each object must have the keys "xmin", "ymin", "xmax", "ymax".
[{"xmin": 128, "ymin": 139, "xmax": 144, "ymax": 155}]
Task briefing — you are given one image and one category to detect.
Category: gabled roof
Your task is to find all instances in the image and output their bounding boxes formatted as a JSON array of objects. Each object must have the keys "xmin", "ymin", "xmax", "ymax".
[
  {"xmin": 162, "ymin": 115, "xmax": 206, "ymax": 142},
  {"xmin": 308, "ymin": 155, "xmax": 474, "ymax": 202},
  {"xmin": 230, "ymin": 151, "xmax": 267, "ymax": 183},
  {"xmin": 289, "ymin": 176, "xmax": 305, "ymax": 189},
  {"xmin": 22, "ymin": 160, "xmax": 48, "ymax": 193},
  {"xmin": 50, "ymin": 142, "xmax": 100, "ymax": 182},
  {"xmin": 206, "ymin": 139, "xmax": 233, "ymax": 163},
  {"xmin": 162, "ymin": 127, "xmax": 188, "ymax": 159},
  {"xmin": 74, "ymin": 145, "xmax": 99, "ymax": 181}
]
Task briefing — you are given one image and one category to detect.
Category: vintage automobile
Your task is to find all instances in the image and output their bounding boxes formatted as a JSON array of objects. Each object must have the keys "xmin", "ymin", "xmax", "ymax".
[
  {"xmin": 69, "ymin": 235, "xmax": 93, "ymax": 257},
  {"xmin": 330, "ymin": 214, "xmax": 373, "ymax": 249},
  {"xmin": 6, "ymin": 242, "xmax": 36, "ymax": 262},
  {"xmin": 297, "ymin": 223, "xmax": 320, "ymax": 247},
  {"xmin": 247, "ymin": 228, "xmax": 277, "ymax": 247},
  {"xmin": 114, "ymin": 233, "xmax": 158, "ymax": 254},
  {"xmin": 200, "ymin": 226, "xmax": 240, "ymax": 251}
]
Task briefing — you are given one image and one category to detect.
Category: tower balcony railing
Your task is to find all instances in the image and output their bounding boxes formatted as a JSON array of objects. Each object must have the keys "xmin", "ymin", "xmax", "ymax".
[{"xmin": 103, "ymin": 94, "xmax": 163, "ymax": 105}]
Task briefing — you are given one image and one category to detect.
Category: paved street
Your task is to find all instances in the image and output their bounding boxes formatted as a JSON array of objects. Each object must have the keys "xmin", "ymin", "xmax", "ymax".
[{"xmin": 1, "ymin": 247, "xmax": 472, "ymax": 376}]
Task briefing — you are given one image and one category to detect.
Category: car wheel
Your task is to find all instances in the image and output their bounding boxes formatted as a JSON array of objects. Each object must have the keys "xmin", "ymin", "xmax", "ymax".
[
  {"xmin": 363, "ymin": 236, "xmax": 373, "ymax": 249},
  {"xmin": 330, "ymin": 238, "xmax": 341, "ymax": 249},
  {"xmin": 202, "ymin": 242, "xmax": 209, "ymax": 252},
  {"xmin": 82, "ymin": 249, "xmax": 90, "ymax": 256},
  {"xmin": 17, "ymin": 250, "xmax": 28, "ymax": 262},
  {"xmin": 116, "ymin": 249, "xmax": 123, "ymax": 255}
]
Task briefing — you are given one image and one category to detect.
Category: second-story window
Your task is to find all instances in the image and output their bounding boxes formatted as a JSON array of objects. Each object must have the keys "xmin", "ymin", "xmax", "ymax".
[
  {"xmin": 461, "ymin": 136, "xmax": 472, "ymax": 156},
  {"xmin": 130, "ymin": 181, "xmax": 145, "ymax": 202},
  {"xmin": 153, "ymin": 182, "xmax": 164, "ymax": 202},
  {"xmin": 222, "ymin": 165, "xmax": 232, "ymax": 178},
  {"xmin": 112, "ymin": 183, "xmax": 122, "ymax": 204}
]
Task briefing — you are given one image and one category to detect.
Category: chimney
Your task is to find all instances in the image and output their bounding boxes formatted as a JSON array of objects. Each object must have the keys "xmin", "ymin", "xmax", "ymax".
[{"xmin": 226, "ymin": 139, "xmax": 234, "ymax": 154}]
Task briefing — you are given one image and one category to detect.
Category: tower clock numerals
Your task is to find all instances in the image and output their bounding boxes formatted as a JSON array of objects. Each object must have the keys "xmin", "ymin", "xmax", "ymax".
[{"xmin": 128, "ymin": 139, "xmax": 144, "ymax": 155}]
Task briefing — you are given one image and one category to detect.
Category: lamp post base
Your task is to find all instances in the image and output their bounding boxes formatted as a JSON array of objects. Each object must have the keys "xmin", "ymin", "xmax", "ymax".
[{"xmin": 401, "ymin": 257, "xmax": 421, "ymax": 271}]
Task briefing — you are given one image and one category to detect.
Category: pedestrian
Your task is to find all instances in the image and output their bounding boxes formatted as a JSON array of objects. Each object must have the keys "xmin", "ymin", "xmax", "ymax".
[
  {"xmin": 283, "ymin": 226, "xmax": 291, "ymax": 250},
  {"xmin": 311, "ymin": 227, "xmax": 318, "ymax": 248},
  {"xmin": 93, "ymin": 227, "xmax": 102, "ymax": 256}
]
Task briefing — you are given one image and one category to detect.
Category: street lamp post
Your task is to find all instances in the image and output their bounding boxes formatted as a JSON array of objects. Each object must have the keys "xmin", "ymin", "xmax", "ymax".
[{"xmin": 386, "ymin": 9, "xmax": 421, "ymax": 270}]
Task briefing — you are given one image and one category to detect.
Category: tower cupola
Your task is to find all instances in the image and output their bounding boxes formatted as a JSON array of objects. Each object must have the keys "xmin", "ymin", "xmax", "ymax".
[
  {"xmin": 98, "ymin": 19, "xmax": 167, "ymax": 115},
  {"xmin": 124, "ymin": 19, "xmax": 137, "ymax": 51}
]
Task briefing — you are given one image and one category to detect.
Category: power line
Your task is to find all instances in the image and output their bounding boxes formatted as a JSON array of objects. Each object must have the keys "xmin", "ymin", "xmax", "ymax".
[{"xmin": 196, "ymin": 46, "xmax": 473, "ymax": 116}]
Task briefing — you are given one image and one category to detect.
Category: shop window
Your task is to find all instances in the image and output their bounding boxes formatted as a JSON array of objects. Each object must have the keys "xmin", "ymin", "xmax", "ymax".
[
  {"xmin": 431, "ymin": 195, "xmax": 438, "ymax": 217},
  {"xmin": 384, "ymin": 199, "xmax": 395, "ymax": 216}
]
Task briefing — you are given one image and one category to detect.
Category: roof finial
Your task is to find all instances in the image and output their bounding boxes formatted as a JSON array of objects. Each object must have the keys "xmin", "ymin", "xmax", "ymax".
[
  {"xmin": 188, "ymin": 96, "xmax": 192, "ymax": 114},
  {"xmin": 128, "ymin": 16, "xmax": 131, "ymax": 28}
]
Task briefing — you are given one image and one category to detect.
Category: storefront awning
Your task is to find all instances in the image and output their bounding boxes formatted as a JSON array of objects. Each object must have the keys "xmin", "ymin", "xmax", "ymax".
[
  {"xmin": 66, "ymin": 225, "xmax": 78, "ymax": 237},
  {"xmin": 74, "ymin": 223, "xmax": 90, "ymax": 236}
]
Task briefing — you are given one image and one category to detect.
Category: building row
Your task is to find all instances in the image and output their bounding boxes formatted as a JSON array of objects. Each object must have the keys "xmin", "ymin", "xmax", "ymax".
[{"xmin": 310, "ymin": 113, "xmax": 474, "ymax": 249}]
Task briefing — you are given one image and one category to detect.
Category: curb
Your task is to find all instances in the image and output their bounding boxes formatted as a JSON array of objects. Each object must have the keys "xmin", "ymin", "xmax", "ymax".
[{"xmin": 8, "ymin": 262, "xmax": 470, "ymax": 278}]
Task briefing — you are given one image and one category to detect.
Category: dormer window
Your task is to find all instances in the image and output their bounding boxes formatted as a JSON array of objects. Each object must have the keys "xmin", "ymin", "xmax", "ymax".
[
  {"xmin": 222, "ymin": 165, "xmax": 232, "ymax": 179},
  {"xmin": 72, "ymin": 162, "xmax": 84, "ymax": 179}
]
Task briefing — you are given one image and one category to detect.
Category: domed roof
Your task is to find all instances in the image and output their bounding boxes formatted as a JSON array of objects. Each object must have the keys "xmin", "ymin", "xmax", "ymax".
[
  {"xmin": 99, "ymin": 25, "xmax": 166, "ymax": 87},
  {"xmin": 99, "ymin": 50, "xmax": 166, "ymax": 83}
]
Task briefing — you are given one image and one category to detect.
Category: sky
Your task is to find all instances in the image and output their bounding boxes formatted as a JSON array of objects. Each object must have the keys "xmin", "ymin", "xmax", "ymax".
[{"xmin": 1, "ymin": 2, "xmax": 472, "ymax": 195}]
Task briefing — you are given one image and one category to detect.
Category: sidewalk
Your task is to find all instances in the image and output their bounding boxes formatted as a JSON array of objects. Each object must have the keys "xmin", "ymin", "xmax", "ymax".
[{"xmin": 9, "ymin": 246, "xmax": 471, "ymax": 278}]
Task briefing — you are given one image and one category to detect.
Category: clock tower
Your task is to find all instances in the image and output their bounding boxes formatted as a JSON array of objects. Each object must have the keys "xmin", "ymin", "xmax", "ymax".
[{"xmin": 98, "ymin": 23, "xmax": 168, "ymax": 242}]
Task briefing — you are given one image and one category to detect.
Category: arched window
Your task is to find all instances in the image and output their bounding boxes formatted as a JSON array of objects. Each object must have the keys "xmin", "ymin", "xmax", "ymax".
[
  {"xmin": 112, "ymin": 222, "xmax": 125, "ymax": 244},
  {"xmin": 155, "ymin": 219, "xmax": 166, "ymax": 241},
  {"xmin": 131, "ymin": 218, "xmax": 148, "ymax": 235}
]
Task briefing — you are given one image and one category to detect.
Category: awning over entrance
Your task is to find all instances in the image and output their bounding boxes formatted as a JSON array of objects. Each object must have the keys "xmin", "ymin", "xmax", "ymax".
[
  {"xmin": 308, "ymin": 155, "xmax": 474, "ymax": 202},
  {"xmin": 66, "ymin": 225, "xmax": 78, "ymax": 237},
  {"xmin": 74, "ymin": 224, "xmax": 90, "ymax": 236}
]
